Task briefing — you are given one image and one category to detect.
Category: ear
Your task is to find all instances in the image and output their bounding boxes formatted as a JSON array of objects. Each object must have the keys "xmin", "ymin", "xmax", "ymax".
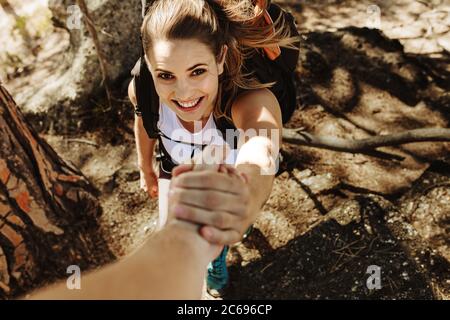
[{"xmin": 217, "ymin": 45, "xmax": 228, "ymax": 76}]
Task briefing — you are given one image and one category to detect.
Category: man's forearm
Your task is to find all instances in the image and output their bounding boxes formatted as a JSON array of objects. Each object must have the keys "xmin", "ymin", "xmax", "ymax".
[{"xmin": 27, "ymin": 221, "xmax": 218, "ymax": 300}]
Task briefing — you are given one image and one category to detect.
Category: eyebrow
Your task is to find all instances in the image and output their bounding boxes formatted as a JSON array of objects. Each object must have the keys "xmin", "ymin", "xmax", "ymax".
[{"xmin": 155, "ymin": 63, "xmax": 208, "ymax": 73}]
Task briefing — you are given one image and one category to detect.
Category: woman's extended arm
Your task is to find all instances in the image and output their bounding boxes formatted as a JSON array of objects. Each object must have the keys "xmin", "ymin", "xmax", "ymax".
[
  {"xmin": 207, "ymin": 88, "xmax": 282, "ymax": 243},
  {"xmin": 231, "ymin": 88, "xmax": 282, "ymax": 229},
  {"xmin": 169, "ymin": 88, "xmax": 282, "ymax": 245}
]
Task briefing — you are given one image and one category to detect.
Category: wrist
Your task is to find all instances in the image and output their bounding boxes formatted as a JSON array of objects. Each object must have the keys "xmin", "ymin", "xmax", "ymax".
[
  {"xmin": 165, "ymin": 220, "xmax": 218, "ymax": 262},
  {"xmin": 138, "ymin": 161, "xmax": 154, "ymax": 173}
]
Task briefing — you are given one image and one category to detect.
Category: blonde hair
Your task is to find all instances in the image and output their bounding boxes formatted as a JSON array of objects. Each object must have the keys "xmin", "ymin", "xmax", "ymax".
[{"xmin": 141, "ymin": 0, "xmax": 299, "ymax": 121}]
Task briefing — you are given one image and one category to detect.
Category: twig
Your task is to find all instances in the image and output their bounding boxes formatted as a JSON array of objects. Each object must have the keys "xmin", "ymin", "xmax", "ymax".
[
  {"xmin": 333, "ymin": 239, "xmax": 361, "ymax": 253},
  {"xmin": 261, "ymin": 261, "xmax": 274, "ymax": 273},
  {"xmin": 76, "ymin": 0, "xmax": 113, "ymax": 111},
  {"xmin": 283, "ymin": 127, "xmax": 450, "ymax": 155},
  {"xmin": 67, "ymin": 138, "xmax": 99, "ymax": 147}
]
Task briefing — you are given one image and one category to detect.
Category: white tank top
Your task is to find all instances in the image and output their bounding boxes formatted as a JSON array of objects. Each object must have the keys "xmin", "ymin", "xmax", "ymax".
[{"xmin": 157, "ymin": 103, "xmax": 238, "ymax": 166}]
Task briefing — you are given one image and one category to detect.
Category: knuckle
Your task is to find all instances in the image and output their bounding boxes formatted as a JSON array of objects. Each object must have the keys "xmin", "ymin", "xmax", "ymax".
[
  {"xmin": 203, "ymin": 174, "xmax": 214, "ymax": 187},
  {"xmin": 213, "ymin": 213, "xmax": 226, "ymax": 228},
  {"xmin": 205, "ymin": 193, "xmax": 218, "ymax": 207},
  {"xmin": 211, "ymin": 231, "xmax": 223, "ymax": 244},
  {"xmin": 242, "ymin": 187, "xmax": 251, "ymax": 203},
  {"xmin": 169, "ymin": 188, "xmax": 180, "ymax": 202},
  {"xmin": 181, "ymin": 205, "xmax": 193, "ymax": 219},
  {"xmin": 238, "ymin": 204, "xmax": 248, "ymax": 216},
  {"xmin": 173, "ymin": 175, "xmax": 184, "ymax": 186}
]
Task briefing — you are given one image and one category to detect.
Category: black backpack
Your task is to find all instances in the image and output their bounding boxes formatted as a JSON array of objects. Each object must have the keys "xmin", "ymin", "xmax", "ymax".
[{"xmin": 131, "ymin": 0, "xmax": 300, "ymax": 140}]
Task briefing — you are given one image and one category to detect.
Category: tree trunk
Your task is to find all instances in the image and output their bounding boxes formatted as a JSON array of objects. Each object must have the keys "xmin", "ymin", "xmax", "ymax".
[{"xmin": 0, "ymin": 84, "xmax": 113, "ymax": 299}]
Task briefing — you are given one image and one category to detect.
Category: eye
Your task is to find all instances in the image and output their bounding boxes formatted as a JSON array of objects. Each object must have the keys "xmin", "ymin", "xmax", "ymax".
[
  {"xmin": 192, "ymin": 69, "xmax": 206, "ymax": 76},
  {"xmin": 158, "ymin": 73, "xmax": 174, "ymax": 80}
]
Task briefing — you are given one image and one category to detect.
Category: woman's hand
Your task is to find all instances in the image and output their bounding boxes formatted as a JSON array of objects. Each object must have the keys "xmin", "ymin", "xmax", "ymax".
[
  {"xmin": 168, "ymin": 163, "xmax": 251, "ymax": 245},
  {"xmin": 139, "ymin": 167, "xmax": 158, "ymax": 198}
]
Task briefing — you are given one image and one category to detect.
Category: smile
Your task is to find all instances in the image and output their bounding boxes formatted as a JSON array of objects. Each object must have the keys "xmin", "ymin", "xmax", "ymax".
[{"xmin": 173, "ymin": 96, "xmax": 204, "ymax": 112}]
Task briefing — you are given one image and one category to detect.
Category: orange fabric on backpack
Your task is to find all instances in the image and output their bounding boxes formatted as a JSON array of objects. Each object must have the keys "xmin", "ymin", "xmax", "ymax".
[{"xmin": 253, "ymin": 0, "xmax": 281, "ymax": 60}]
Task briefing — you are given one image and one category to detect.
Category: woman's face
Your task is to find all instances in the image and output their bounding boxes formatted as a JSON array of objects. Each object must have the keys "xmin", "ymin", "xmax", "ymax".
[{"xmin": 145, "ymin": 38, "xmax": 227, "ymax": 125}]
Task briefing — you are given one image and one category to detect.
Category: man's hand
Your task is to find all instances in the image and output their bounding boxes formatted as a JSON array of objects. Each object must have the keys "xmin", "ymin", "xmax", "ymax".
[{"xmin": 167, "ymin": 145, "xmax": 251, "ymax": 245}]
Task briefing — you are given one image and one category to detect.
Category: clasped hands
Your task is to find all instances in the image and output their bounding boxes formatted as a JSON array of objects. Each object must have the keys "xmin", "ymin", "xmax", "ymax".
[{"xmin": 167, "ymin": 145, "xmax": 252, "ymax": 246}]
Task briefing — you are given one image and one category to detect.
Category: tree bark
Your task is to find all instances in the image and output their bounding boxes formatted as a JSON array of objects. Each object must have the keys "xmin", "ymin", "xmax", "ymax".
[{"xmin": 0, "ymin": 84, "xmax": 113, "ymax": 299}]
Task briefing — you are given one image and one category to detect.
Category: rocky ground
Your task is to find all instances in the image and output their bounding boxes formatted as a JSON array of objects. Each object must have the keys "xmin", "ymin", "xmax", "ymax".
[{"xmin": 1, "ymin": 0, "xmax": 449, "ymax": 299}]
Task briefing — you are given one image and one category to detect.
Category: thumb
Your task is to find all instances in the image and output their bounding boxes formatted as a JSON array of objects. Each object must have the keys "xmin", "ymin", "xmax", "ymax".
[{"xmin": 190, "ymin": 144, "xmax": 230, "ymax": 172}]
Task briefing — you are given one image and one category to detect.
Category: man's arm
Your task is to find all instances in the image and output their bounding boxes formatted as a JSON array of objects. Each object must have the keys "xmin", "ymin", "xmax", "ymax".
[{"xmin": 27, "ymin": 221, "xmax": 221, "ymax": 300}]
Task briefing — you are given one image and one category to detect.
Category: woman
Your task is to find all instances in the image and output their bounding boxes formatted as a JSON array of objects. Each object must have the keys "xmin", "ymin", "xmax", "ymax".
[{"xmin": 128, "ymin": 0, "xmax": 299, "ymax": 297}]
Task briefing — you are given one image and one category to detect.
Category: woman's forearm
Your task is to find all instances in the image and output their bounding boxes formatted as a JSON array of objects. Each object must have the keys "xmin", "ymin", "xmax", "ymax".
[
  {"xmin": 235, "ymin": 136, "xmax": 277, "ymax": 225},
  {"xmin": 134, "ymin": 115, "xmax": 157, "ymax": 172}
]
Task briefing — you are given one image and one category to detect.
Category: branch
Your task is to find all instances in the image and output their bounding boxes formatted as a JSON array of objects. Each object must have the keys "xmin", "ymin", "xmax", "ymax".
[
  {"xmin": 76, "ymin": 0, "xmax": 112, "ymax": 110},
  {"xmin": 67, "ymin": 138, "xmax": 99, "ymax": 147},
  {"xmin": 282, "ymin": 127, "xmax": 450, "ymax": 153}
]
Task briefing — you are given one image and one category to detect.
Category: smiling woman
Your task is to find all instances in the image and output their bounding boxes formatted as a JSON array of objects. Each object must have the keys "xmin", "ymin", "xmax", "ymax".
[
  {"xmin": 146, "ymin": 38, "xmax": 224, "ymax": 127},
  {"xmin": 129, "ymin": 0, "xmax": 300, "ymax": 298}
]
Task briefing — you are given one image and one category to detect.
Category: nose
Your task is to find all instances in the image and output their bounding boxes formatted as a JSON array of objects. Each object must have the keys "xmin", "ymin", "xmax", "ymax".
[{"xmin": 174, "ymin": 79, "xmax": 196, "ymax": 101}]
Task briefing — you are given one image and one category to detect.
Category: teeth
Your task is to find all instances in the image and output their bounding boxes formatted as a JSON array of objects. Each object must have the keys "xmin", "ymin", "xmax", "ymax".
[{"xmin": 177, "ymin": 97, "xmax": 201, "ymax": 108}]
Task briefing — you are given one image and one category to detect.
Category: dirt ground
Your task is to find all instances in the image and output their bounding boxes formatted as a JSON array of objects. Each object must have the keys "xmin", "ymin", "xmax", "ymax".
[{"xmin": 1, "ymin": 0, "xmax": 449, "ymax": 299}]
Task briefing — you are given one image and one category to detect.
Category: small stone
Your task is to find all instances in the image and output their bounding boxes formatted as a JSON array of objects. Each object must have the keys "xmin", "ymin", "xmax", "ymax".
[{"xmin": 401, "ymin": 272, "xmax": 410, "ymax": 281}]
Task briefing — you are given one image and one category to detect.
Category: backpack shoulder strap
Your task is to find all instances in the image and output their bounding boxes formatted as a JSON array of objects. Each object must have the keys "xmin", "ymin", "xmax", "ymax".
[{"xmin": 131, "ymin": 55, "xmax": 161, "ymax": 139}]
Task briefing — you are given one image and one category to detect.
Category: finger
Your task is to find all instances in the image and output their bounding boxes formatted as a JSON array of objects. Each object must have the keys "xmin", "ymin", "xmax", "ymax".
[
  {"xmin": 239, "ymin": 172, "xmax": 249, "ymax": 184},
  {"xmin": 172, "ymin": 164, "xmax": 194, "ymax": 177},
  {"xmin": 169, "ymin": 187, "xmax": 247, "ymax": 214},
  {"xmin": 150, "ymin": 185, "xmax": 158, "ymax": 198},
  {"xmin": 172, "ymin": 171, "xmax": 242, "ymax": 195},
  {"xmin": 219, "ymin": 164, "xmax": 228, "ymax": 174},
  {"xmin": 173, "ymin": 204, "xmax": 238, "ymax": 230},
  {"xmin": 200, "ymin": 225, "xmax": 242, "ymax": 245},
  {"xmin": 191, "ymin": 144, "xmax": 230, "ymax": 172},
  {"xmin": 224, "ymin": 167, "xmax": 248, "ymax": 184}
]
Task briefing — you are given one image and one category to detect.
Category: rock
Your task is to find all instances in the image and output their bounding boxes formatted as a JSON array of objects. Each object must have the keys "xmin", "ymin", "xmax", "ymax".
[
  {"xmin": 96, "ymin": 175, "xmax": 116, "ymax": 194},
  {"xmin": 291, "ymin": 168, "xmax": 313, "ymax": 180},
  {"xmin": 437, "ymin": 32, "xmax": 450, "ymax": 52},
  {"xmin": 327, "ymin": 199, "xmax": 362, "ymax": 226},
  {"xmin": 385, "ymin": 23, "xmax": 425, "ymax": 39},
  {"xmin": 15, "ymin": 0, "xmax": 142, "ymax": 132},
  {"xmin": 115, "ymin": 165, "xmax": 140, "ymax": 182},
  {"xmin": 300, "ymin": 172, "xmax": 340, "ymax": 194}
]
